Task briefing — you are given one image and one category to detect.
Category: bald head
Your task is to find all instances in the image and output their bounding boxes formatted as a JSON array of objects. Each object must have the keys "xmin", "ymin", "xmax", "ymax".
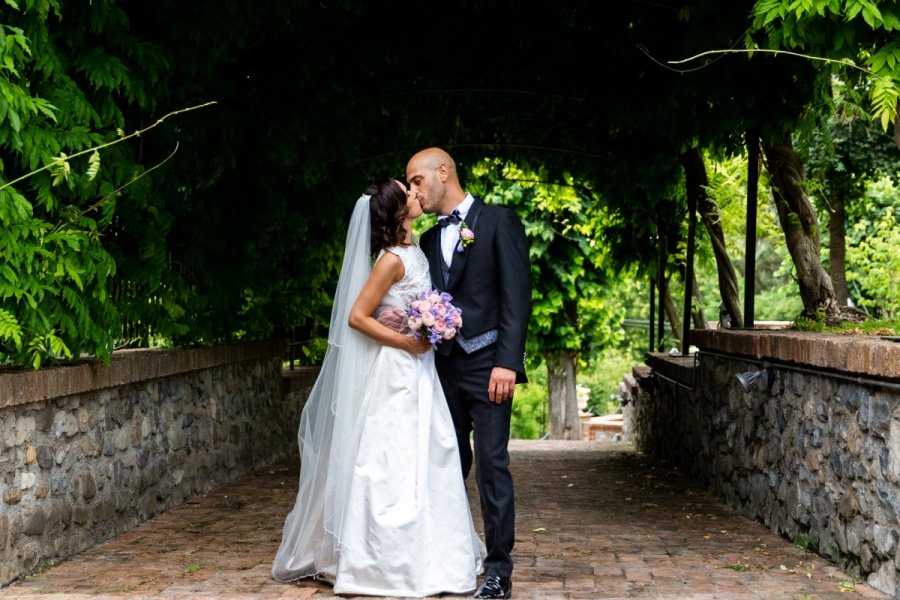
[
  {"xmin": 410, "ymin": 147, "xmax": 455, "ymax": 172},
  {"xmin": 406, "ymin": 147, "xmax": 465, "ymax": 215}
]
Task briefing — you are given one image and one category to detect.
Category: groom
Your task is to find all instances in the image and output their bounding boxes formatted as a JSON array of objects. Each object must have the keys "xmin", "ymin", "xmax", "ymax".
[{"xmin": 407, "ymin": 147, "xmax": 531, "ymax": 599}]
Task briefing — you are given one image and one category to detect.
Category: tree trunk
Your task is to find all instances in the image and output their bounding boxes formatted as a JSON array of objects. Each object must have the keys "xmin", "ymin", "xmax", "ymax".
[
  {"xmin": 669, "ymin": 264, "xmax": 708, "ymax": 331},
  {"xmin": 662, "ymin": 278, "xmax": 683, "ymax": 349},
  {"xmin": 681, "ymin": 148, "xmax": 744, "ymax": 327},
  {"xmin": 690, "ymin": 270, "xmax": 709, "ymax": 329},
  {"xmin": 894, "ymin": 98, "xmax": 900, "ymax": 151},
  {"xmin": 761, "ymin": 136, "xmax": 839, "ymax": 320},
  {"xmin": 547, "ymin": 351, "xmax": 580, "ymax": 440},
  {"xmin": 828, "ymin": 193, "xmax": 849, "ymax": 307}
]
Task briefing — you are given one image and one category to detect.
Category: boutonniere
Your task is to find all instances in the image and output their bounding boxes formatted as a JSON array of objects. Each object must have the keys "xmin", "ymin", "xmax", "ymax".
[{"xmin": 456, "ymin": 221, "xmax": 475, "ymax": 253}]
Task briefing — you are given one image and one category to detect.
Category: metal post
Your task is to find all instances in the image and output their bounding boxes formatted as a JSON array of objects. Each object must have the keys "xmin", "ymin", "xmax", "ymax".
[
  {"xmin": 657, "ymin": 236, "xmax": 666, "ymax": 352},
  {"xmin": 745, "ymin": 130, "xmax": 759, "ymax": 329},
  {"xmin": 648, "ymin": 273, "xmax": 656, "ymax": 355},
  {"xmin": 682, "ymin": 194, "xmax": 697, "ymax": 355}
]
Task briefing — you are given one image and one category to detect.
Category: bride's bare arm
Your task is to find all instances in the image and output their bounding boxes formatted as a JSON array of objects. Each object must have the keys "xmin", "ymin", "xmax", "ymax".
[{"xmin": 348, "ymin": 253, "xmax": 432, "ymax": 354}]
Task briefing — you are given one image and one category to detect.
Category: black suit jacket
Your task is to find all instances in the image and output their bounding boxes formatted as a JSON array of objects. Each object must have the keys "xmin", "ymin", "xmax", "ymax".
[{"xmin": 420, "ymin": 197, "xmax": 531, "ymax": 383}]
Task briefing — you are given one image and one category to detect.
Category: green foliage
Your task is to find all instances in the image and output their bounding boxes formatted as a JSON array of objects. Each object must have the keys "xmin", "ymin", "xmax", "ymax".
[
  {"xmin": 793, "ymin": 532, "xmax": 816, "ymax": 551},
  {"xmin": 580, "ymin": 341, "xmax": 644, "ymax": 416},
  {"xmin": 793, "ymin": 314, "xmax": 898, "ymax": 334},
  {"xmin": 753, "ymin": 241, "xmax": 806, "ymax": 319},
  {"xmin": 469, "ymin": 160, "xmax": 624, "ymax": 366},
  {"xmin": 0, "ymin": 182, "xmax": 118, "ymax": 367},
  {"xmin": 0, "ymin": 4, "xmax": 126, "ymax": 367},
  {"xmin": 511, "ymin": 364, "xmax": 548, "ymax": 439},
  {"xmin": 846, "ymin": 177, "xmax": 900, "ymax": 317},
  {"xmin": 510, "ymin": 330, "xmax": 647, "ymax": 437},
  {"xmin": 0, "ymin": 1, "xmax": 344, "ymax": 367},
  {"xmin": 802, "ymin": 86, "xmax": 900, "ymax": 206},
  {"xmin": 510, "ymin": 272, "xmax": 648, "ymax": 437},
  {"xmin": 693, "ymin": 152, "xmax": 806, "ymax": 321},
  {"xmin": 2, "ymin": 0, "xmax": 897, "ymax": 375},
  {"xmin": 571, "ymin": 272, "xmax": 648, "ymax": 415},
  {"xmin": 750, "ymin": 0, "xmax": 900, "ymax": 130}
]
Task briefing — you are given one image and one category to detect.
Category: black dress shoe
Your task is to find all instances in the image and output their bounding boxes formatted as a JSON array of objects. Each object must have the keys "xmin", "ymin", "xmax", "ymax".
[{"xmin": 474, "ymin": 575, "xmax": 511, "ymax": 599}]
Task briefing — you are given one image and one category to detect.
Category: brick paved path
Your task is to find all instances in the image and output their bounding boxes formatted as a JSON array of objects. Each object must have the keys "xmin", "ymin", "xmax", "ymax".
[{"xmin": 0, "ymin": 440, "xmax": 889, "ymax": 599}]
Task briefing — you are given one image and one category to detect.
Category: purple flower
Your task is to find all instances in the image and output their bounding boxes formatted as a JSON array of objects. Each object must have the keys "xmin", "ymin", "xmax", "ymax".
[{"xmin": 406, "ymin": 289, "xmax": 462, "ymax": 348}]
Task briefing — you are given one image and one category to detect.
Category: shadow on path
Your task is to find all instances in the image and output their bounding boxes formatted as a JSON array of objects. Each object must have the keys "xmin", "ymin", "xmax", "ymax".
[{"xmin": 0, "ymin": 440, "xmax": 888, "ymax": 599}]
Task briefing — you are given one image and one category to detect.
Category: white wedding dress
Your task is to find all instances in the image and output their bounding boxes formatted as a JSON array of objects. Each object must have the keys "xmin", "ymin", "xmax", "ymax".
[{"xmin": 273, "ymin": 241, "xmax": 484, "ymax": 598}]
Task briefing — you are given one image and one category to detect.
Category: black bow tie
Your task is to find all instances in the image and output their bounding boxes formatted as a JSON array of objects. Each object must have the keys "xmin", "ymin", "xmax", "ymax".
[{"xmin": 438, "ymin": 209, "xmax": 462, "ymax": 228}]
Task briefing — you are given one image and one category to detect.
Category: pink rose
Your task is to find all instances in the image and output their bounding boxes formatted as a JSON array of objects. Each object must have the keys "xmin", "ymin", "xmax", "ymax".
[
  {"xmin": 434, "ymin": 303, "xmax": 447, "ymax": 316},
  {"xmin": 460, "ymin": 228, "xmax": 474, "ymax": 241},
  {"xmin": 407, "ymin": 316, "xmax": 423, "ymax": 331},
  {"xmin": 412, "ymin": 300, "xmax": 429, "ymax": 314},
  {"xmin": 433, "ymin": 318, "xmax": 446, "ymax": 332},
  {"xmin": 442, "ymin": 327, "xmax": 457, "ymax": 340},
  {"xmin": 427, "ymin": 293, "xmax": 442, "ymax": 304},
  {"xmin": 421, "ymin": 312, "xmax": 435, "ymax": 327}
]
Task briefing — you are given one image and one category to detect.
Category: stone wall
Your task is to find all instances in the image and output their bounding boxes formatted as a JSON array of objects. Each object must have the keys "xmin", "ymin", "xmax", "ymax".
[
  {"xmin": 632, "ymin": 331, "xmax": 900, "ymax": 597},
  {"xmin": 0, "ymin": 340, "xmax": 318, "ymax": 587}
]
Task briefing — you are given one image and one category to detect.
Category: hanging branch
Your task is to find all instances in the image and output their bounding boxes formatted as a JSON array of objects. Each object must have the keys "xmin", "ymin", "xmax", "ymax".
[
  {"xmin": 665, "ymin": 48, "xmax": 872, "ymax": 76},
  {"xmin": 82, "ymin": 141, "xmax": 181, "ymax": 216},
  {"xmin": 0, "ymin": 101, "xmax": 216, "ymax": 192}
]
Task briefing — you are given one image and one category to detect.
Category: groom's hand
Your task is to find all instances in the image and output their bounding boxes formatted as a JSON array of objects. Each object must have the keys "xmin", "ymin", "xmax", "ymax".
[{"xmin": 488, "ymin": 367, "xmax": 517, "ymax": 404}]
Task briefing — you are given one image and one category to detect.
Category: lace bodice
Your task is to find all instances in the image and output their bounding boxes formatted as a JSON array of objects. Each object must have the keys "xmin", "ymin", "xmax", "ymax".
[{"xmin": 377, "ymin": 245, "xmax": 431, "ymax": 309}]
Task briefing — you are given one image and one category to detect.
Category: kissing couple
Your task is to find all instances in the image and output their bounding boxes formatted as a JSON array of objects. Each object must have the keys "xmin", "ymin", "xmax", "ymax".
[{"xmin": 272, "ymin": 147, "xmax": 531, "ymax": 599}]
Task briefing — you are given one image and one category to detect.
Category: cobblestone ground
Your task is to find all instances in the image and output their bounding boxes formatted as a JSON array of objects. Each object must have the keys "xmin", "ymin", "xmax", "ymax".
[{"xmin": 0, "ymin": 440, "xmax": 889, "ymax": 599}]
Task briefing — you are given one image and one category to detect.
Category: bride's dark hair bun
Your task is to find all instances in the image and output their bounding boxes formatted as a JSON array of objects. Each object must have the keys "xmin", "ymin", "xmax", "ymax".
[{"xmin": 367, "ymin": 178, "xmax": 409, "ymax": 256}]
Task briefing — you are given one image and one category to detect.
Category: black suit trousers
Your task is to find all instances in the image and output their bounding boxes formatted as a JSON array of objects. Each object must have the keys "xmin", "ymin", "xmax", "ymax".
[{"xmin": 436, "ymin": 343, "xmax": 515, "ymax": 579}]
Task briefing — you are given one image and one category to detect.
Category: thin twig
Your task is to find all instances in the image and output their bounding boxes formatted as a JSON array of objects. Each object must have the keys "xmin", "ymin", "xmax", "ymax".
[
  {"xmin": 0, "ymin": 101, "xmax": 216, "ymax": 192},
  {"xmin": 665, "ymin": 48, "xmax": 871, "ymax": 75},
  {"xmin": 638, "ymin": 28, "xmax": 750, "ymax": 73},
  {"xmin": 83, "ymin": 141, "xmax": 180, "ymax": 216},
  {"xmin": 638, "ymin": 44, "xmax": 730, "ymax": 73},
  {"xmin": 47, "ymin": 142, "xmax": 181, "ymax": 236}
]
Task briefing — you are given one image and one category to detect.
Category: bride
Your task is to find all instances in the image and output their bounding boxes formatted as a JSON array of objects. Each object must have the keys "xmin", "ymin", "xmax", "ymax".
[{"xmin": 272, "ymin": 178, "xmax": 485, "ymax": 597}]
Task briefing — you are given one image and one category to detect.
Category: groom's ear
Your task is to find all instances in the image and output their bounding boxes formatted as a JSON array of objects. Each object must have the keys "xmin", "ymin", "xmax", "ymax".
[{"xmin": 436, "ymin": 163, "xmax": 449, "ymax": 183}]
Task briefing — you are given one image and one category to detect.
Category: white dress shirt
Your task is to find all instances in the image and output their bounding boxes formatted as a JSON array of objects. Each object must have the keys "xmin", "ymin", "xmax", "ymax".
[{"xmin": 441, "ymin": 193, "xmax": 475, "ymax": 266}]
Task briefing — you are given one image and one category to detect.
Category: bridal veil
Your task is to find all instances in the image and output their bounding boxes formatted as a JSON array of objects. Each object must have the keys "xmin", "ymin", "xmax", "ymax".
[{"xmin": 272, "ymin": 194, "xmax": 378, "ymax": 581}]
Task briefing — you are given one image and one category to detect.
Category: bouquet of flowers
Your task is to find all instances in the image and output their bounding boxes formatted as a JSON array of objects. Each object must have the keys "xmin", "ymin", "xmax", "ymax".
[{"xmin": 407, "ymin": 290, "xmax": 463, "ymax": 347}]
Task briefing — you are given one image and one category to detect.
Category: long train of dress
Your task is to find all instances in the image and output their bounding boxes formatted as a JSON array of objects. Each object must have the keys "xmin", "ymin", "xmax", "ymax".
[
  {"xmin": 272, "ymin": 244, "xmax": 484, "ymax": 597},
  {"xmin": 331, "ymin": 345, "xmax": 484, "ymax": 596}
]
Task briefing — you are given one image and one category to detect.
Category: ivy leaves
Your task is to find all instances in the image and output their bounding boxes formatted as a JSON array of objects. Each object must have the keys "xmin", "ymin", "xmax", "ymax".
[
  {"xmin": 0, "ymin": 184, "xmax": 116, "ymax": 367},
  {"xmin": 846, "ymin": 181, "xmax": 900, "ymax": 317},
  {"xmin": 469, "ymin": 160, "xmax": 621, "ymax": 365},
  {"xmin": 751, "ymin": 0, "xmax": 900, "ymax": 132},
  {"xmin": 0, "ymin": 2, "xmax": 136, "ymax": 368}
]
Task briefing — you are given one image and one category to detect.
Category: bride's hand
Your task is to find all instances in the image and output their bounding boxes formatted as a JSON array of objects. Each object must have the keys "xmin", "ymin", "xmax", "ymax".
[{"xmin": 406, "ymin": 336, "xmax": 433, "ymax": 355}]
